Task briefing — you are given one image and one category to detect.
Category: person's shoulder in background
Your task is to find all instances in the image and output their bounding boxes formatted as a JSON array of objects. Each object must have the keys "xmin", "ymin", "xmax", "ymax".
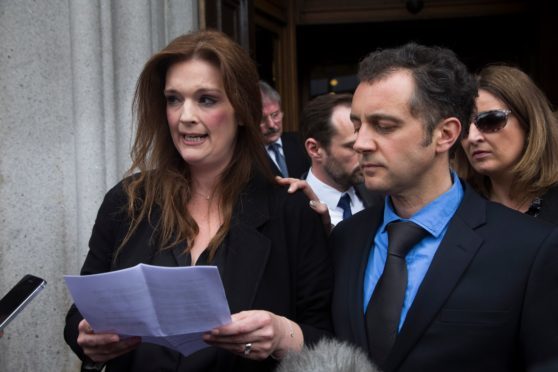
[{"xmin": 281, "ymin": 132, "xmax": 310, "ymax": 178}]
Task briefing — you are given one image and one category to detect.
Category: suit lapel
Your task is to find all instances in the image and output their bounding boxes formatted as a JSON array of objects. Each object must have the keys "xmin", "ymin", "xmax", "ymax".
[
  {"xmin": 171, "ymin": 243, "xmax": 188, "ymax": 266},
  {"xmin": 385, "ymin": 185, "xmax": 487, "ymax": 371},
  {"xmin": 347, "ymin": 206, "xmax": 384, "ymax": 349},
  {"xmin": 221, "ymin": 177, "xmax": 272, "ymax": 313},
  {"xmin": 266, "ymin": 152, "xmax": 283, "ymax": 177}
]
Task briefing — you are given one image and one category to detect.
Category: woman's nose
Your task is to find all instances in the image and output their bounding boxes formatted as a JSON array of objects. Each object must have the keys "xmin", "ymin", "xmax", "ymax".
[
  {"xmin": 466, "ymin": 123, "xmax": 484, "ymax": 142},
  {"xmin": 179, "ymin": 101, "xmax": 195, "ymax": 123}
]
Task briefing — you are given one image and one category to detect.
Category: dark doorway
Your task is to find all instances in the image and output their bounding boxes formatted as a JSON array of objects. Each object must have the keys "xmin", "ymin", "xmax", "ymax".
[
  {"xmin": 297, "ymin": 13, "xmax": 541, "ymax": 104},
  {"xmin": 255, "ymin": 24, "xmax": 277, "ymax": 87}
]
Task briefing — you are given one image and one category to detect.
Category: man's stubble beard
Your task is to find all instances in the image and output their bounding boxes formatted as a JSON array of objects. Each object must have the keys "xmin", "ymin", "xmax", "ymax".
[{"xmin": 323, "ymin": 155, "xmax": 363, "ymax": 191}]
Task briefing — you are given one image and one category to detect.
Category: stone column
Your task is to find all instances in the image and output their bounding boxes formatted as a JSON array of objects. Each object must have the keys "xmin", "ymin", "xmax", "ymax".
[{"xmin": 0, "ymin": 1, "xmax": 197, "ymax": 370}]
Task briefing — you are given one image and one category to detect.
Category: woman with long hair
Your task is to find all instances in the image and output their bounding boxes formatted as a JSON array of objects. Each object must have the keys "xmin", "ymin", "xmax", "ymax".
[
  {"xmin": 456, "ymin": 65, "xmax": 558, "ymax": 223},
  {"xmin": 64, "ymin": 30, "xmax": 332, "ymax": 372}
]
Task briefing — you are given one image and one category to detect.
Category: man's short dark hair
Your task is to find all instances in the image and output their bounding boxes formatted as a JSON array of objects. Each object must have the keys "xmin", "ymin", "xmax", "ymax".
[
  {"xmin": 300, "ymin": 93, "xmax": 353, "ymax": 148},
  {"xmin": 358, "ymin": 43, "xmax": 477, "ymax": 148}
]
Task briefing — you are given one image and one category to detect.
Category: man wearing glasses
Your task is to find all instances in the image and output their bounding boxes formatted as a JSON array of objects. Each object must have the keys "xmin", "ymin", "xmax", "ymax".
[
  {"xmin": 331, "ymin": 43, "xmax": 558, "ymax": 371},
  {"xmin": 259, "ymin": 81, "xmax": 309, "ymax": 178}
]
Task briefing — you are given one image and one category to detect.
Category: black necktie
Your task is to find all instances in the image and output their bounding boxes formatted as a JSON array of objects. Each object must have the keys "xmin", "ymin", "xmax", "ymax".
[
  {"xmin": 337, "ymin": 193, "xmax": 352, "ymax": 220},
  {"xmin": 365, "ymin": 220, "xmax": 428, "ymax": 365},
  {"xmin": 268, "ymin": 142, "xmax": 288, "ymax": 177}
]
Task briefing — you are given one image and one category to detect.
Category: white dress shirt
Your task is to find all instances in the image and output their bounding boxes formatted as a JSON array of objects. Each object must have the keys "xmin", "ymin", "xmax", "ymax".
[{"xmin": 306, "ymin": 168, "xmax": 365, "ymax": 226}]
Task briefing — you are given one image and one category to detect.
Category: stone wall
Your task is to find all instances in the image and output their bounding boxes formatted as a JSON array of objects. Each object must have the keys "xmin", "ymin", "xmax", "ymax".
[{"xmin": 0, "ymin": 1, "xmax": 197, "ymax": 370}]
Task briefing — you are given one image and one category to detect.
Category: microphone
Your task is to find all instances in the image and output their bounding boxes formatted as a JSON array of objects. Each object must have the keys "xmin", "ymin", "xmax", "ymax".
[{"xmin": 276, "ymin": 338, "xmax": 380, "ymax": 372}]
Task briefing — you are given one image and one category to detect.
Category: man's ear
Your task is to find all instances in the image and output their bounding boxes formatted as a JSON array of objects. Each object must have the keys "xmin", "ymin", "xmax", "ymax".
[
  {"xmin": 434, "ymin": 118, "xmax": 461, "ymax": 154},
  {"xmin": 305, "ymin": 138, "xmax": 323, "ymax": 160}
]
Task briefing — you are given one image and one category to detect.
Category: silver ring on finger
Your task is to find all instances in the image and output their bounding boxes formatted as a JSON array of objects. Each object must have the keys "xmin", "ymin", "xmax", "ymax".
[{"xmin": 243, "ymin": 342, "xmax": 253, "ymax": 356}]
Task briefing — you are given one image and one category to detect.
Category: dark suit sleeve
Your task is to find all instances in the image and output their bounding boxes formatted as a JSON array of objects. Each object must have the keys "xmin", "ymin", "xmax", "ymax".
[
  {"xmin": 63, "ymin": 182, "xmax": 129, "ymax": 361},
  {"xmin": 283, "ymin": 190, "xmax": 333, "ymax": 344},
  {"xmin": 521, "ymin": 227, "xmax": 558, "ymax": 370},
  {"xmin": 281, "ymin": 132, "xmax": 310, "ymax": 179}
]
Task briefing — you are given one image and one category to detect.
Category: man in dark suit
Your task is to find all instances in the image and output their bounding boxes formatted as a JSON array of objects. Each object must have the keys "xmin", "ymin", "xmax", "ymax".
[
  {"xmin": 300, "ymin": 93, "xmax": 381, "ymax": 226},
  {"xmin": 331, "ymin": 43, "xmax": 558, "ymax": 371},
  {"xmin": 259, "ymin": 81, "xmax": 309, "ymax": 178}
]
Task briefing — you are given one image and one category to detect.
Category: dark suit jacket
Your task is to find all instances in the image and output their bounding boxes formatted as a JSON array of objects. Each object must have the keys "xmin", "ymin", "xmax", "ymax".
[
  {"xmin": 64, "ymin": 173, "xmax": 332, "ymax": 372},
  {"xmin": 330, "ymin": 182, "xmax": 558, "ymax": 372},
  {"xmin": 537, "ymin": 185, "xmax": 558, "ymax": 225},
  {"xmin": 267, "ymin": 132, "xmax": 310, "ymax": 179}
]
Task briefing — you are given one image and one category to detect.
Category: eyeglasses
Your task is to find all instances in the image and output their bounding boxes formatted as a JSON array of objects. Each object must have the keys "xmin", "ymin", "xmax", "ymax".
[
  {"xmin": 261, "ymin": 110, "xmax": 283, "ymax": 124},
  {"xmin": 468, "ymin": 109, "xmax": 512, "ymax": 135}
]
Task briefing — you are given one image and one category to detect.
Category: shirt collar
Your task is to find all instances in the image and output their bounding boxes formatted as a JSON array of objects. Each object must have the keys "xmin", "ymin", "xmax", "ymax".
[
  {"xmin": 382, "ymin": 171, "xmax": 464, "ymax": 238},
  {"xmin": 268, "ymin": 137, "xmax": 283, "ymax": 149},
  {"xmin": 307, "ymin": 168, "xmax": 357, "ymax": 207}
]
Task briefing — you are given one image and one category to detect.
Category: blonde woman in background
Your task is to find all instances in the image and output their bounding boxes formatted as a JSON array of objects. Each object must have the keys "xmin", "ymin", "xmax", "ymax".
[{"xmin": 456, "ymin": 65, "xmax": 558, "ymax": 223}]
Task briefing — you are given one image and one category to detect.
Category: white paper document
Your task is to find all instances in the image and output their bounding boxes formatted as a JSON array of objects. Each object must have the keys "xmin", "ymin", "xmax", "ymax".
[{"xmin": 64, "ymin": 263, "xmax": 231, "ymax": 357}]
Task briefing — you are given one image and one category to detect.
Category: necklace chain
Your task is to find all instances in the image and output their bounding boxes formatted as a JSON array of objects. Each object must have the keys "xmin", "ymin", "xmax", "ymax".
[{"xmin": 194, "ymin": 190, "xmax": 211, "ymax": 200}]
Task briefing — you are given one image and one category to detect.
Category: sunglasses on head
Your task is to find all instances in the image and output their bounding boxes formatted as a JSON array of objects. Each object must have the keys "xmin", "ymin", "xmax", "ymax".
[{"xmin": 468, "ymin": 109, "xmax": 512, "ymax": 135}]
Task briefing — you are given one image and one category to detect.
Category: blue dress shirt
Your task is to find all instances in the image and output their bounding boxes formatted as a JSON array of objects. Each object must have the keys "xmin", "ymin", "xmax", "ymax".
[{"xmin": 363, "ymin": 171, "xmax": 464, "ymax": 331}]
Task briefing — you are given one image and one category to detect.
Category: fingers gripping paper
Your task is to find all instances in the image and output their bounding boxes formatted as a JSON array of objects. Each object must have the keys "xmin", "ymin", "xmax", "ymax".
[{"xmin": 64, "ymin": 264, "xmax": 231, "ymax": 356}]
